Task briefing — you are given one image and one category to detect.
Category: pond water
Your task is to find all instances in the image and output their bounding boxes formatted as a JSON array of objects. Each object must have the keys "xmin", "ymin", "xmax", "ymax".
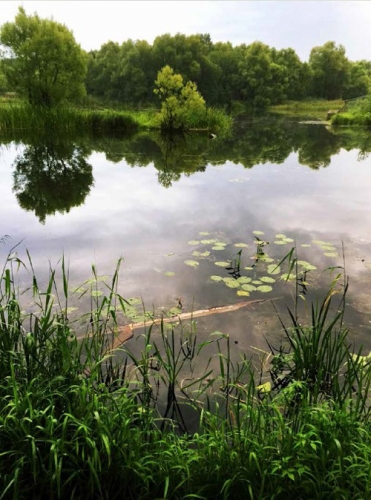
[{"xmin": 1, "ymin": 116, "xmax": 371, "ymax": 357}]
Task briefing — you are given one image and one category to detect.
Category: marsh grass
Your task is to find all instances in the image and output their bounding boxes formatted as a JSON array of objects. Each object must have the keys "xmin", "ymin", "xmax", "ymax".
[
  {"xmin": 270, "ymin": 99, "xmax": 345, "ymax": 120},
  {"xmin": 1, "ymin": 246, "xmax": 371, "ymax": 499}
]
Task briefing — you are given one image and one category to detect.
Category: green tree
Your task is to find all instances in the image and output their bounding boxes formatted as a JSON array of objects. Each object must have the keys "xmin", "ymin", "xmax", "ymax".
[
  {"xmin": 308, "ymin": 41, "xmax": 349, "ymax": 99},
  {"xmin": 0, "ymin": 7, "xmax": 87, "ymax": 106},
  {"xmin": 154, "ymin": 65, "xmax": 206, "ymax": 131},
  {"xmin": 343, "ymin": 60, "xmax": 371, "ymax": 100}
]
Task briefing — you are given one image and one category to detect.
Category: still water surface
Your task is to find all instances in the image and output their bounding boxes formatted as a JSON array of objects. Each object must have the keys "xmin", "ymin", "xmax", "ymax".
[{"xmin": 1, "ymin": 117, "xmax": 371, "ymax": 354}]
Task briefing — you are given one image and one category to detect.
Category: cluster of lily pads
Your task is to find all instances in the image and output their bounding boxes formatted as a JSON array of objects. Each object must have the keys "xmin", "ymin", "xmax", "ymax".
[{"xmin": 178, "ymin": 230, "xmax": 339, "ymax": 298}]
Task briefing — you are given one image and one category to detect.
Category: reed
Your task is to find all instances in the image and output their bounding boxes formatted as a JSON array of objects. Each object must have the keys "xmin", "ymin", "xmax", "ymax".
[{"xmin": 1, "ymin": 245, "xmax": 371, "ymax": 499}]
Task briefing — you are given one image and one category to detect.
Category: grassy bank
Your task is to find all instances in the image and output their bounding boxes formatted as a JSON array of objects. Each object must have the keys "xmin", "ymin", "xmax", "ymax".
[
  {"xmin": 0, "ymin": 100, "xmax": 231, "ymax": 135},
  {"xmin": 1, "ymin": 247, "xmax": 371, "ymax": 499},
  {"xmin": 270, "ymin": 99, "xmax": 345, "ymax": 120}
]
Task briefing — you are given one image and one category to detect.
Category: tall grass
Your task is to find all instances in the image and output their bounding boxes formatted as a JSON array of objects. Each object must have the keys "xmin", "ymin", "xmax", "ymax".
[{"xmin": 1, "ymin": 245, "xmax": 371, "ymax": 498}]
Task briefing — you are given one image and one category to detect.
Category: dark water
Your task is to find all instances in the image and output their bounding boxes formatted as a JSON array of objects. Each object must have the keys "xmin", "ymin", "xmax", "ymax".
[{"xmin": 1, "ymin": 116, "xmax": 371, "ymax": 355}]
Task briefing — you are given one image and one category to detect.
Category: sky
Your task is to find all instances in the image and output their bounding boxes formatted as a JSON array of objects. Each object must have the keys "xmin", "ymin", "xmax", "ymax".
[{"xmin": 1, "ymin": 1, "xmax": 371, "ymax": 62}]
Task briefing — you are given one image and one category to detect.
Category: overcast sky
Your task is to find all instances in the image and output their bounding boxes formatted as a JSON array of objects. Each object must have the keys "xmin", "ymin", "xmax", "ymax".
[{"xmin": 1, "ymin": 1, "xmax": 371, "ymax": 62}]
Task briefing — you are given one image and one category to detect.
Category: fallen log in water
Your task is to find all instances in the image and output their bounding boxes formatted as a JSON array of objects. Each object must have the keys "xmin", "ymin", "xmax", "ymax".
[{"xmin": 110, "ymin": 297, "xmax": 277, "ymax": 351}]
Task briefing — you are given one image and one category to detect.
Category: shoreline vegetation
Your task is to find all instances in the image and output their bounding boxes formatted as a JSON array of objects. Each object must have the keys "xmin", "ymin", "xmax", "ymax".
[{"xmin": 1, "ymin": 250, "xmax": 371, "ymax": 499}]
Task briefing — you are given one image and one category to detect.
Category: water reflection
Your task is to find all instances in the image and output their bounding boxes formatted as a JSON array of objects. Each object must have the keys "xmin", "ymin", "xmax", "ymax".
[{"xmin": 12, "ymin": 135, "xmax": 93, "ymax": 223}]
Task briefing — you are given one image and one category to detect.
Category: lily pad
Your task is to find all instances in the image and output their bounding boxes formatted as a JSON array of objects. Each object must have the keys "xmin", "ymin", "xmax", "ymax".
[
  {"xmin": 212, "ymin": 246, "xmax": 225, "ymax": 251},
  {"xmin": 312, "ymin": 240, "xmax": 327, "ymax": 245},
  {"xmin": 324, "ymin": 252, "xmax": 338, "ymax": 257},
  {"xmin": 257, "ymin": 285, "xmax": 273, "ymax": 293},
  {"xmin": 210, "ymin": 275, "xmax": 223, "ymax": 282},
  {"xmin": 253, "ymin": 231, "xmax": 265, "ymax": 235},
  {"xmin": 185, "ymin": 260, "xmax": 199, "ymax": 267},
  {"xmin": 234, "ymin": 243, "xmax": 248, "ymax": 248},
  {"xmin": 242, "ymin": 284, "xmax": 257, "ymax": 292},
  {"xmin": 200, "ymin": 251, "xmax": 210, "ymax": 257},
  {"xmin": 91, "ymin": 290, "xmax": 102, "ymax": 297},
  {"xmin": 274, "ymin": 240, "xmax": 287, "ymax": 245},
  {"xmin": 237, "ymin": 290, "xmax": 250, "ymax": 297},
  {"xmin": 199, "ymin": 231, "xmax": 210, "ymax": 236},
  {"xmin": 301, "ymin": 244, "xmax": 311, "ymax": 248},
  {"xmin": 188, "ymin": 240, "xmax": 200, "ymax": 245},
  {"xmin": 164, "ymin": 271, "xmax": 175, "ymax": 277},
  {"xmin": 201, "ymin": 239, "xmax": 218, "ymax": 245},
  {"xmin": 261, "ymin": 276, "xmax": 276, "ymax": 283},
  {"xmin": 252, "ymin": 280, "xmax": 262, "ymax": 285},
  {"xmin": 166, "ymin": 252, "xmax": 175, "ymax": 257},
  {"xmin": 275, "ymin": 234, "xmax": 286, "ymax": 239},
  {"xmin": 281, "ymin": 273, "xmax": 296, "ymax": 282},
  {"xmin": 127, "ymin": 297, "xmax": 142, "ymax": 306},
  {"xmin": 267, "ymin": 264, "xmax": 281, "ymax": 275},
  {"xmin": 215, "ymin": 261, "xmax": 230, "ymax": 267},
  {"xmin": 297, "ymin": 260, "xmax": 317, "ymax": 271},
  {"xmin": 244, "ymin": 266, "xmax": 254, "ymax": 270},
  {"xmin": 225, "ymin": 280, "xmax": 240, "ymax": 289},
  {"xmin": 237, "ymin": 276, "xmax": 252, "ymax": 284},
  {"xmin": 283, "ymin": 237, "xmax": 294, "ymax": 243}
]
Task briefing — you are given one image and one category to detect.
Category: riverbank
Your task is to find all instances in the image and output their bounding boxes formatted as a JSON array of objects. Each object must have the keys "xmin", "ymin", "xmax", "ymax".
[
  {"xmin": 0, "ymin": 99, "xmax": 232, "ymax": 135},
  {"xmin": 1, "ymin": 252, "xmax": 371, "ymax": 499},
  {"xmin": 270, "ymin": 99, "xmax": 344, "ymax": 120}
]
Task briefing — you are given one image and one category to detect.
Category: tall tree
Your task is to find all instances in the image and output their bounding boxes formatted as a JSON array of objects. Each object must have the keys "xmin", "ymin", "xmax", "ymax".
[
  {"xmin": 308, "ymin": 41, "xmax": 349, "ymax": 99},
  {"xmin": 0, "ymin": 7, "xmax": 87, "ymax": 106}
]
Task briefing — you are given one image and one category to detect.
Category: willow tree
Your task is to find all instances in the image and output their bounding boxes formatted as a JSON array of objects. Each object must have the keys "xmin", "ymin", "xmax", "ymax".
[
  {"xmin": 154, "ymin": 65, "xmax": 206, "ymax": 131},
  {"xmin": 0, "ymin": 7, "xmax": 87, "ymax": 106}
]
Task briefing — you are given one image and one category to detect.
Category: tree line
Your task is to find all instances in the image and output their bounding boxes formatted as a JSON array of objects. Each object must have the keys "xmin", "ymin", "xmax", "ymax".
[{"xmin": 1, "ymin": 7, "xmax": 371, "ymax": 109}]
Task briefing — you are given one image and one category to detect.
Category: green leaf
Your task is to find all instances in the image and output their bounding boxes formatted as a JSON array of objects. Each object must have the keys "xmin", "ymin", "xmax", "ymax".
[
  {"xmin": 267, "ymin": 264, "xmax": 281, "ymax": 275},
  {"xmin": 164, "ymin": 271, "xmax": 175, "ymax": 276},
  {"xmin": 274, "ymin": 240, "xmax": 287, "ymax": 245},
  {"xmin": 324, "ymin": 252, "xmax": 338, "ymax": 257},
  {"xmin": 237, "ymin": 290, "xmax": 250, "ymax": 296},
  {"xmin": 301, "ymin": 244, "xmax": 311, "ymax": 248},
  {"xmin": 184, "ymin": 260, "xmax": 199, "ymax": 267},
  {"xmin": 188, "ymin": 240, "xmax": 200, "ymax": 245},
  {"xmin": 275, "ymin": 234, "xmax": 286, "ymax": 239},
  {"xmin": 234, "ymin": 243, "xmax": 248, "ymax": 248},
  {"xmin": 261, "ymin": 276, "xmax": 276, "ymax": 283},
  {"xmin": 210, "ymin": 275, "xmax": 223, "ymax": 282},
  {"xmin": 225, "ymin": 280, "xmax": 240, "ymax": 289},
  {"xmin": 242, "ymin": 284, "xmax": 257, "ymax": 292},
  {"xmin": 257, "ymin": 285, "xmax": 272, "ymax": 293},
  {"xmin": 297, "ymin": 260, "xmax": 317, "ymax": 271},
  {"xmin": 215, "ymin": 261, "xmax": 230, "ymax": 267},
  {"xmin": 252, "ymin": 280, "xmax": 262, "ymax": 285},
  {"xmin": 127, "ymin": 297, "xmax": 142, "ymax": 306},
  {"xmin": 199, "ymin": 231, "xmax": 210, "ymax": 236},
  {"xmin": 237, "ymin": 276, "xmax": 252, "ymax": 284},
  {"xmin": 201, "ymin": 239, "xmax": 218, "ymax": 244},
  {"xmin": 212, "ymin": 246, "xmax": 225, "ymax": 251},
  {"xmin": 253, "ymin": 230, "xmax": 264, "ymax": 235}
]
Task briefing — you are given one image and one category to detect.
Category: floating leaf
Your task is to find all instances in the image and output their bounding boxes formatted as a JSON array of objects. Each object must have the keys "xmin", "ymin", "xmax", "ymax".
[
  {"xmin": 261, "ymin": 276, "xmax": 276, "ymax": 283},
  {"xmin": 72, "ymin": 286, "xmax": 86, "ymax": 294},
  {"xmin": 200, "ymin": 251, "xmax": 210, "ymax": 257},
  {"xmin": 185, "ymin": 260, "xmax": 199, "ymax": 267},
  {"xmin": 283, "ymin": 238, "xmax": 294, "ymax": 243},
  {"xmin": 242, "ymin": 284, "xmax": 257, "ymax": 292},
  {"xmin": 65, "ymin": 307, "xmax": 79, "ymax": 314},
  {"xmin": 257, "ymin": 285, "xmax": 273, "ymax": 293},
  {"xmin": 275, "ymin": 234, "xmax": 286, "ymax": 239},
  {"xmin": 166, "ymin": 252, "xmax": 175, "ymax": 256},
  {"xmin": 260, "ymin": 257, "xmax": 274, "ymax": 263},
  {"xmin": 199, "ymin": 231, "xmax": 210, "ymax": 236},
  {"xmin": 215, "ymin": 261, "xmax": 230, "ymax": 267},
  {"xmin": 188, "ymin": 240, "xmax": 200, "ymax": 245},
  {"xmin": 237, "ymin": 290, "xmax": 250, "ymax": 297},
  {"xmin": 212, "ymin": 246, "xmax": 225, "ymax": 251},
  {"xmin": 324, "ymin": 252, "xmax": 338, "ymax": 257},
  {"xmin": 91, "ymin": 290, "xmax": 103, "ymax": 297},
  {"xmin": 237, "ymin": 276, "xmax": 252, "ymax": 284},
  {"xmin": 281, "ymin": 273, "xmax": 296, "ymax": 282},
  {"xmin": 210, "ymin": 275, "xmax": 223, "ymax": 282},
  {"xmin": 297, "ymin": 260, "xmax": 317, "ymax": 271},
  {"xmin": 267, "ymin": 264, "xmax": 281, "ymax": 275},
  {"xmin": 274, "ymin": 240, "xmax": 287, "ymax": 245},
  {"xmin": 201, "ymin": 239, "xmax": 218, "ymax": 244},
  {"xmin": 244, "ymin": 266, "xmax": 254, "ymax": 270},
  {"xmin": 321, "ymin": 245, "xmax": 336, "ymax": 251},
  {"xmin": 301, "ymin": 244, "xmax": 311, "ymax": 248},
  {"xmin": 86, "ymin": 275, "xmax": 109, "ymax": 284},
  {"xmin": 253, "ymin": 230, "xmax": 264, "ymax": 235},
  {"xmin": 164, "ymin": 271, "xmax": 175, "ymax": 277},
  {"xmin": 252, "ymin": 280, "xmax": 262, "ymax": 285},
  {"xmin": 225, "ymin": 280, "xmax": 240, "ymax": 289},
  {"xmin": 127, "ymin": 297, "xmax": 142, "ymax": 306},
  {"xmin": 312, "ymin": 240, "xmax": 327, "ymax": 245},
  {"xmin": 234, "ymin": 243, "xmax": 248, "ymax": 248}
]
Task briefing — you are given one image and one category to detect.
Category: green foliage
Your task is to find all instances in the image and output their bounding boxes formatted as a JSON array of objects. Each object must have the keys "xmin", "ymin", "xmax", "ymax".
[
  {"xmin": 154, "ymin": 65, "xmax": 206, "ymax": 130},
  {"xmin": 309, "ymin": 41, "xmax": 350, "ymax": 100},
  {"xmin": 1, "ymin": 249, "xmax": 371, "ymax": 498},
  {"xmin": 0, "ymin": 7, "xmax": 87, "ymax": 106}
]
